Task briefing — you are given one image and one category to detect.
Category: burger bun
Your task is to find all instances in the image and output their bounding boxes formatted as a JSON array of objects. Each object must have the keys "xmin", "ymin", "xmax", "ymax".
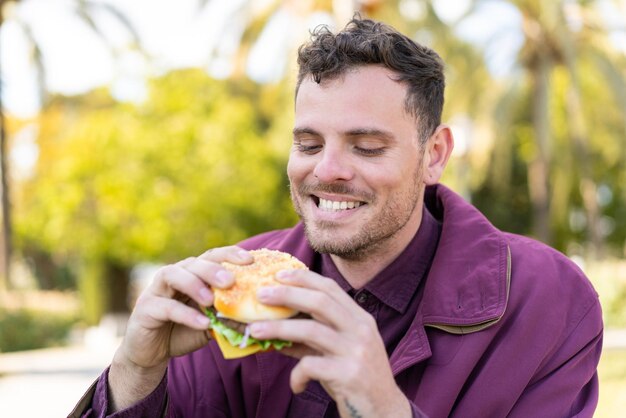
[{"xmin": 213, "ymin": 249, "xmax": 307, "ymax": 323}]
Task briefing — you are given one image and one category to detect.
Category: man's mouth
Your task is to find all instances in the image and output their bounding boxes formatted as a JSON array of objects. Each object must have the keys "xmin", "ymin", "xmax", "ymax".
[{"xmin": 314, "ymin": 197, "xmax": 365, "ymax": 212}]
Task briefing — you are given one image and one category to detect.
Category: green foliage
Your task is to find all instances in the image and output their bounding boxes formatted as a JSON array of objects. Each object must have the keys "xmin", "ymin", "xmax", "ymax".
[
  {"xmin": 10, "ymin": 1, "xmax": 626, "ymax": 325},
  {"xmin": 17, "ymin": 69, "xmax": 297, "ymax": 261},
  {"xmin": 0, "ymin": 309, "xmax": 79, "ymax": 353},
  {"xmin": 14, "ymin": 69, "xmax": 299, "ymax": 319},
  {"xmin": 469, "ymin": 23, "xmax": 626, "ymax": 254}
]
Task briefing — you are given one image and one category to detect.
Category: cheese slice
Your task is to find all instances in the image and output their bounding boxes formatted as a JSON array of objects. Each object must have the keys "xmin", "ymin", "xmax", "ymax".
[{"xmin": 213, "ymin": 331, "xmax": 263, "ymax": 359}]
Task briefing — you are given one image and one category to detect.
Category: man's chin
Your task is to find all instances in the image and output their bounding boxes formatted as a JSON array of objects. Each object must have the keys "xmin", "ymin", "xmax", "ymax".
[
  {"xmin": 303, "ymin": 226, "xmax": 368, "ymax": 260},
  {"xmin": 311, "ymin": 243, "xmax": 371, "ymax": 261}
]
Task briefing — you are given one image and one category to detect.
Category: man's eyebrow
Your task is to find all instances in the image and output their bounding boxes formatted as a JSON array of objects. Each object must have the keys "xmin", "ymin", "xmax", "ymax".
[
  {"xmin": 345, "ymin": 128, "xmax": 395, "ymax": 141},
  {"xmin": 292, "ymin": 127, "xmax": 396, "ymax": 142},
  {"xmin": 292, "ymin": 127, "xmax": 320, "ymax": 136}
]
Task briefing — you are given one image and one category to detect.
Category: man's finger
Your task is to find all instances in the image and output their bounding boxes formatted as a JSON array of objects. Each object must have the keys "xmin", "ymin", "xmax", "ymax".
[
  {"xmin": 256, "ymin": 284, "xmax": 358, "ymax": 331},
  {"xmin": 182, "ymin": 258, "xmax": 236, "ymax": 289},
  {"xmin": 290, "ymin": 356, "xmax": 338, "ymax": 394},
  {"xmin": 275, "ymin": 269, "xmax": 363, "ymax": 315},
  {"xmin": 280, "ymin": 344, "xmax": 320, "ymax": 359},
  {"xmin": 198, "ymin": 246, "xmax": 253, "ymax": 265},
  {"xmin": 150, "ymin": 264, "xmax": 214, "ymax": 307},
  {"xmin": 137, "ymin": 295, "xmax": 210, "ymax": 331},
  {"xmin": 250, "ymin": 319, "xmax": 345, "ymax": 355}
]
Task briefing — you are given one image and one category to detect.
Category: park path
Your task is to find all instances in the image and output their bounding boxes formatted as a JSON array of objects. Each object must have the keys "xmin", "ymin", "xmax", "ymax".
[{"xmin": 0, "ymin": 334, "xmax": 118, "ymax": 417}]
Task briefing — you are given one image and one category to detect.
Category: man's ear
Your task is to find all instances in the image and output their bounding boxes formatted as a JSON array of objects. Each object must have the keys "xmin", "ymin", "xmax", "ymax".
[{"xmin": 423, "ymin": 124, "xmax": 454, "ymax": 185}]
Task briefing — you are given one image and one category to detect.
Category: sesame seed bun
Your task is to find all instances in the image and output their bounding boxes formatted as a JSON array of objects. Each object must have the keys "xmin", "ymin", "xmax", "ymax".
[{"xmin": 213, "ymin": 249, "xmax": 307, "ymax": 323}]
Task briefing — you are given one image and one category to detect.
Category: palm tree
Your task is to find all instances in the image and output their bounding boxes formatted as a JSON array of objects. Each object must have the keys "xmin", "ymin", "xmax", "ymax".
[
  {"xmin": 199, "ymin": 0, "xmax": 428, "ymax": 82},
  {"xmin": 199, "ymin": 0, "xmax": 626, "ymax": 256},
  {"xmin": 0, "ymin": 0, "xmax": 140, "ymax": 292},
  {"xmin": 461, "ymin": 0, "xmax": 626, "ymax": 254}
]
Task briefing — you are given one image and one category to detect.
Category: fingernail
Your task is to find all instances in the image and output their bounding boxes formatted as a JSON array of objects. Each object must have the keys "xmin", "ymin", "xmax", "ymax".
[
  {"xmin": 196, "ymin": 314, "xmax": 210, "ymax": 327},
  {"xmin": 250, "ymin": 323, "xmax": 265, "ymax": 336},
  {"xmin": 199, "ymin": 287, "xmax": 212, "ymax": 305},
  {"xmin": 257, "ymin": 287, "xmax": 272, "ymax": 301},
  {"xmin": 215, "ymin": 270, "xmax": 234, "ymax": 286},
  {"xmin": 276, "ymin": 270, "xmax": 291, "ymax": 279},
  {"xmin": 238, "ymin": 250, "xmax": 252, "ymax": 261}
]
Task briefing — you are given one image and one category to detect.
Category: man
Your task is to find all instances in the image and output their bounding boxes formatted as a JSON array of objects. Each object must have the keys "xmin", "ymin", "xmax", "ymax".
[{"xmin": 72, "ymin": 17, "xmax": 602, "ymax": 418}]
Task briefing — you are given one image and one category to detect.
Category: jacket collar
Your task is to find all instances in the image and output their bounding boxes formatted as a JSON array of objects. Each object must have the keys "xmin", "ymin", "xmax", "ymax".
[
  {"xmin": 243, "ymin": 184, "xmax": 510, "ymax": 334},
  {"xmin": 421, "ymin": 184, "xmax": 510, "ymax": 333}
]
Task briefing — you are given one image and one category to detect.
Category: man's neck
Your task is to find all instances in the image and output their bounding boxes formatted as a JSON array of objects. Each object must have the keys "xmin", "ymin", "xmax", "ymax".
[{"xmin": 330, "ymin": 206, "xmax": 424, "ymax": 289}]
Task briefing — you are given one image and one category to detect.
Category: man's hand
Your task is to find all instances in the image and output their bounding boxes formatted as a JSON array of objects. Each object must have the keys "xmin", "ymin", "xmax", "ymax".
[
  {"xmin": 108, "ymin": 246, "xmax": 253, "ymax": 412},
  {"xmin": 249, "ymin": 269, "xmax": 411, "ymax": 418}
]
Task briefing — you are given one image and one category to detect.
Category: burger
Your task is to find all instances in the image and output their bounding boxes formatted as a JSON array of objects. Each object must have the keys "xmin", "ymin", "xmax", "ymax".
[{"xmin": 204, "ymin": 248, "xmax": 307, "ymax": 359}]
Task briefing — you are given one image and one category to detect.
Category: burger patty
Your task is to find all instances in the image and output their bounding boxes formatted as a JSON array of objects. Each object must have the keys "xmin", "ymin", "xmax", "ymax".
[
  {"xmin": 207, "ymin": 306, "xmax": 311, "ymax": 335},
  {"xmin": 207, "ymin": 306, "xmax": 249, "ymax": 334}
]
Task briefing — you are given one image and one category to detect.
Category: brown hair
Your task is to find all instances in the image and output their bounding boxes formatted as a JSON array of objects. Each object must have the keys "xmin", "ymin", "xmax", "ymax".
[{"xmin": 296, "ymin": 16, "xmax": 445, "ymax": 142}]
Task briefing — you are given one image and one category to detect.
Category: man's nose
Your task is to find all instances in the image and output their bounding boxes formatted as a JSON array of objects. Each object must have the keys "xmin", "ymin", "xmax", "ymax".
[{"xmin": 313, "ymin": 147, "xmax": 355, "ymax": 183}]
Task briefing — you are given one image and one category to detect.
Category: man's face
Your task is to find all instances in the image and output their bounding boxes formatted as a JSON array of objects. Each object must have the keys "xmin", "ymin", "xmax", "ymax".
[{"xmin": 288, "ymin": 65, "xmax": 428, "ymax": 260}]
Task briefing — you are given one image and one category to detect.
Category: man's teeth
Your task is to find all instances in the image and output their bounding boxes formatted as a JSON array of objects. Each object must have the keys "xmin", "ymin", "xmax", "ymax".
[{"xmin": 318, "ymin": 198, "xmax": 362, "ymax": 211}]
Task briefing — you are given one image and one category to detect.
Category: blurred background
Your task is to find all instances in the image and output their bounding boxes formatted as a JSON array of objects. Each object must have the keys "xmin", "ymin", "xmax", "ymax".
[{"xmin": 0, "ymin": 0, "xmax": 625, "ymax": 416}]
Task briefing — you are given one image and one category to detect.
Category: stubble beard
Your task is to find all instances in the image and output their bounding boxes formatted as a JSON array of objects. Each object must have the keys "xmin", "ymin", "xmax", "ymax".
[{"xmin": 289, "ymin": 166, "xmax": 424, "ymax": 261}]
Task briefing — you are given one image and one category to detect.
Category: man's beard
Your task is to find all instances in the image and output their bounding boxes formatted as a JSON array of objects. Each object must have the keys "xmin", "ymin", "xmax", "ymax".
[{"xmin": 289, "ymin": 167, "xmax": 424, "ymax": 261}]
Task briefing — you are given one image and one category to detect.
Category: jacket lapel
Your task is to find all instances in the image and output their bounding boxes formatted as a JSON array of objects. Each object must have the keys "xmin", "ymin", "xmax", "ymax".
[
  {"xmin": 389, "ymin": 185, "xmax": 511, "ymax": 376},
  {"xmin": 421, "ymin": 185, "xmax": 510, "ymax": 332}
]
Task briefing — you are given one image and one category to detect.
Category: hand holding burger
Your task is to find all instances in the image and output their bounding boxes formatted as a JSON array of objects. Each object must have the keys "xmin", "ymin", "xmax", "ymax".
[
  {"xmin": 109, "ymin": 245, "xmax": 254, "ymax": 411},
  {"xmin": 108, "ymin": 246, "xmax": 307, "ymax": 411},
  {"xmin": 206, "ymin": 249, "xmax": 308, "ymax": 359}
]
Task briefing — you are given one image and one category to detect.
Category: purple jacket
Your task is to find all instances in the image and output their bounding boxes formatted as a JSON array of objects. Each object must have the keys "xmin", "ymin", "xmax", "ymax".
[{"xmin": 72, "ymin": 185, "xmax": 602, "ymax": 417}]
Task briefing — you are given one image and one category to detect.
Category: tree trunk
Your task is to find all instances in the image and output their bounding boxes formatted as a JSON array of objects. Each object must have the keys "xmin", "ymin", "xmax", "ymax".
[
  {"xmin": 0, "ymin": 102, "xmax": 11, "ymax": 293},
  {"xmin": 557, "ymin": 14, "xmax": 603, "ymax": 257},
  {"xmin": 80, "ymin": 258, "xmax": 130, "ymax": 325},
  {"xmin": 105, "ymin": 260, "xmax": 131, "ymax": 313},
  {"xmin": 528, "ymin": 51, "xmax": 552, "ymax": 244},
  {"xmin": 565, "ymin": 84, "xmax": 602, "ymax": 257}
]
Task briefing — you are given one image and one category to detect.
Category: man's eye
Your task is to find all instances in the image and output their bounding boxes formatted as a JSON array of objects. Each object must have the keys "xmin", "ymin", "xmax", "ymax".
[
  {"xmin": 355, "ymin": 147, "xmax": 385, "ymax": 156},
  {"xmin": 296, "ymin": 144, "xmax": 322, "ymax": 154}
]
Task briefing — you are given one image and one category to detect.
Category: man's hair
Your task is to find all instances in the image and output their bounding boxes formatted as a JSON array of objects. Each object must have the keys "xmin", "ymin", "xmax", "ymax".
[{"xmin": 296, "ymin": 16, "xmax": 445, "ymax": 142}]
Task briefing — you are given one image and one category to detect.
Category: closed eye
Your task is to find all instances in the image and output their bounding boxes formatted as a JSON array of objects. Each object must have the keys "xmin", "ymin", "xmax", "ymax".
[
  {"xmin": 355, "ymin": 146, "xmax": 386, "ymax": 156},
  {"xmin": 295, "ymin": 143, "xmax": 322, "ymax": 154}
]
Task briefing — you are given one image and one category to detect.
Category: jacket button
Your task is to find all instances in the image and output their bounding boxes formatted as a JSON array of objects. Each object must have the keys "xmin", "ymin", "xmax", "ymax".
[{"xmin": 356, "ymin": 292, "xmax": 369, "ymax": 305}]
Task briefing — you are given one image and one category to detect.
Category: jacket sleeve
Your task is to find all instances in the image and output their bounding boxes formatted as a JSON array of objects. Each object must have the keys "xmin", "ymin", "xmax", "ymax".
[
  {"xmin": 508, "ymin": 299, "xmax": 603, "ymax": 418},
  {"xmin": 67, "ymin": 367, "xmax": 169, "ymax": 418}
]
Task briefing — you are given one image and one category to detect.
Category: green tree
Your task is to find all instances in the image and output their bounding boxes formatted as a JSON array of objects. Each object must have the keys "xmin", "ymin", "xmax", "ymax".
[
  {"xmin": 0, "ymin": 0, "xmax": 139, "ymax": 292},
  {"xmin": 461, "ymin": 0, "xmax": 626, "ymax": 255},
  {"xmin": 201, "ymin": 0, "xmax": 626, "ymax": 257},
  {"xmin": 15, "ymin": 69, "xmax": 297, "ymax": 324}
]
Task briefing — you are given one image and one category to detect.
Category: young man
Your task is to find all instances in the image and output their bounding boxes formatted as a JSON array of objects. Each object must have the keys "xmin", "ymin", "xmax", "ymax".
[{"xmin": 72, "ymin": 17, "xmax": 602, "ymax": 418}]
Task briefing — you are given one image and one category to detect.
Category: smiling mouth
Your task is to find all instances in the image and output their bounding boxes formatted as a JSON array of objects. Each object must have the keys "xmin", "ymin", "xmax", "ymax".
[{"xmin": 313, "ymin": 196, "xmax": 366, "ymax": 212}]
